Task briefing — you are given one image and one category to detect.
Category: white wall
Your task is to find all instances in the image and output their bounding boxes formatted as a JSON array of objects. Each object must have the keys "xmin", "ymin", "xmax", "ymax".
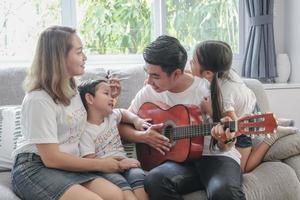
[{"xmin": 284, "ymin": 0, "xmax": 300, "ymax": 83}]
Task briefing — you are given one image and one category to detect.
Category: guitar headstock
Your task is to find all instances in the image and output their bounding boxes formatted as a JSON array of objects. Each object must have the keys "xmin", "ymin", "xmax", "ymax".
[{"xmin": 235, "ymin": 113, "xmax": 278, "ymax": 137}]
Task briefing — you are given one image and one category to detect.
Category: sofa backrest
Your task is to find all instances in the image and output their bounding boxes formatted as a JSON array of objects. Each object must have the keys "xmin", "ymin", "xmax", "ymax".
[
  {"xmin": 243, "ymin": 78, "xmax": 270, "ymax": 112},
  {"xmin": 0, "ymin": 65, "xmax": 147, "ymax": 109},
  {"xmin": 0, "ymin": 66, "xmax": 27, "ymax": 106},
  {"xmin": 0, "ymin": 65, "xmax": 270, "ymax": 113}
]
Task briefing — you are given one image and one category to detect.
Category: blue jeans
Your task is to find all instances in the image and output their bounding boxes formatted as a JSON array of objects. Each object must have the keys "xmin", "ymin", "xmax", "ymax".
[
  {"xmin": 144, "ymin": 156, "xmax": 245, "ymax": 200},
  {"xmin": 101, "ymin": 167, "xmax": 146, "ymax": 190}
]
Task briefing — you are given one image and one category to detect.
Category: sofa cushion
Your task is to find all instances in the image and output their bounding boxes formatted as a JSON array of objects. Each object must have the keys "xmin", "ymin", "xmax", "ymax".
[
  {"xmin": 0, "ymin": 172, "xmax": 20, "ymax": 200},
  {"xmin": 283, "ymin": 155, "xmax": 300, "ymax": 180},
  {"xmin": 0, "ymin": 67, "xmax": 27, "ymax": 106},
  {"xmin": 0, "ymin": 105, "xmax": 22, "ymax": 171},
  {"xmin": 264, "ymin": 128, "xmax": 300, "ymax": 161},
  {"xmin": 243, "ymin": 161, "xmax": 300, "ymax": 200}
]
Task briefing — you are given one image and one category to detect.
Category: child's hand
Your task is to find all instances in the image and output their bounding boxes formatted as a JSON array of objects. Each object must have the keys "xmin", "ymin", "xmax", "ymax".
[
  {"xmin": 119, "ymin": 158, "xmax": 141, "ymax": 170},
  {"xmin": 133, "ymin": 118, "xmax": 152, "ymax": 131},
  {"xmin": 200, "ymin": 96, "xmax": 212, "ymax": 117},
  {"xmin": 108, "ymin": 77, "xmax": 121, "ymax": 99}
]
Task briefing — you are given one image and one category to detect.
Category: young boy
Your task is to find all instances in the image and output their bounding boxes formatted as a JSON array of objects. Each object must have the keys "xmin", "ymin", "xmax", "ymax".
[{"xmin": 78, "ymin": 79, "xmax": 150, "ymax": 200}]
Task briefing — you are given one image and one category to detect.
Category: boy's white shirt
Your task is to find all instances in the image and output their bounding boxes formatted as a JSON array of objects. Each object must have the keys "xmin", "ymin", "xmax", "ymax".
[
  {"xmin": 13, "ymin": 90, "xmax": 87, "ymax": 157},
  {"xmin": 129, "ymin": 76, "xmax": 241, "ymax": 164},
  {"xmin": 80, "ymin": 109, "xmax": 127, "ymax": 158}
]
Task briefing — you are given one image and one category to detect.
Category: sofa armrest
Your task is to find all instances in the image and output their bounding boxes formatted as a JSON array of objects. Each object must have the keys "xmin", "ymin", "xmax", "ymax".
[
  {"xmin": 277, "ymin": 118, "xmax": 295, "ymax": 127},
  {"xmin": 263, "ymin": 129, "xmax": 300, "ymax": 161}
]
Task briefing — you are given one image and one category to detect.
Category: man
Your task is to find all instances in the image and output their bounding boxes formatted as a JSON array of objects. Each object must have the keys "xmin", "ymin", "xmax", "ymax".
[{"xmin": 119, "ymin": 35, "xmax": 245, "ymax": 200}]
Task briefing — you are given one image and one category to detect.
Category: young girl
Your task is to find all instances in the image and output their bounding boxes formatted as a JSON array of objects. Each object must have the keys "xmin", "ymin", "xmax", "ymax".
[
  {"xmin": 78, "ymin": 79, "xmax": 150, "ymax": 200},
  {"xmin": 190, "ymin": 40, "xmax": 295, "ymax": 172},
  {"xmin": 11, "ymin": 26, "xmax": 124, "ymax": 200}
]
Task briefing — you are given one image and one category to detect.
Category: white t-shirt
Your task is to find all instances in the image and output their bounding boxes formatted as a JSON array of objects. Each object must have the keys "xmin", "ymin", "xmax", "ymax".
[
  {"xmin": 80, "ymin": 109, "xmax": 127, "ymax": 158},
  {"xmin": 129, "ymin": 76, "xmax": 241, "ymax": 164},
  {"xmin": 13, "ymin": 90, "xmax": 87, "ymax": 157},
  {"xmin": 220, "ymin": 70, "xmax": 257, "ymax": 117}
]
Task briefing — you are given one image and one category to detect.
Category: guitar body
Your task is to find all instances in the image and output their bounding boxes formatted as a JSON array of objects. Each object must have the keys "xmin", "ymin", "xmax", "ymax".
[{"xmin": 137, "ymin": 102, "xmax": 204, "ymax": 171}]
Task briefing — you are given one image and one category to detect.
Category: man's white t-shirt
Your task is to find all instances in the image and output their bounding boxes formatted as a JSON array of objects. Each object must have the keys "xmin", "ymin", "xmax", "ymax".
[
  {"xmin": 80, "ymin": 109, "xmax": 127, "ymax": 158},
  {"xmin": 220, "ymin": 70, "xmax": 257, "ymax": 117},
  {"xmin": 13, "ymin": 90, "xmax": 87, "ymax": 157},
  {"xmin": 129, "ymin": 76, "xmax": 241, "ymax": 164}
]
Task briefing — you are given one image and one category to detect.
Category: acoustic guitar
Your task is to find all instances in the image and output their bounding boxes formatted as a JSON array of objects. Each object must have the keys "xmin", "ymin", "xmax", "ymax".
[{"xmin": 137, "ymin": 102, "xmax": 277, "ymax": 170}]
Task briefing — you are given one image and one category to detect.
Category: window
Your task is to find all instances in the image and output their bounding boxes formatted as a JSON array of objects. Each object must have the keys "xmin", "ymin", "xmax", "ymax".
[
  {"xmin": 0, "ymin": 0, "xmax": 61, "ymax": 59},
  {"xmin": 0, "ymin": 0, "xmax": 243, "ymax": 66},
  {"xmin": 165, "ymin": 0, "xmax": 239, "ymax": 53},
  {"xmin": 77, "ymin": 0, "xmax": 151, "ymax": 55}
]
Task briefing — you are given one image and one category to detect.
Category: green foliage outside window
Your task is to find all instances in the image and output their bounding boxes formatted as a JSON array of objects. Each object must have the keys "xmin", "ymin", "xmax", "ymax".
[
  {"xmin": 78, "ymin": 0, "xmax": 239, "ymax": 55},
  {"xmin": 167, "ymin": 0, "xmax": 239, "ymax": 53},
  {"xmin": 78, "ymin": 0, "xmax": 151, "ymax": 54}
]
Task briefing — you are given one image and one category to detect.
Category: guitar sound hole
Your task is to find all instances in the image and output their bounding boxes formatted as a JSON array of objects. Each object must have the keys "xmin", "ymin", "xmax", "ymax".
[{"xmin": 163, "ymin": 125, "xmax": 174, "ymax": 142}]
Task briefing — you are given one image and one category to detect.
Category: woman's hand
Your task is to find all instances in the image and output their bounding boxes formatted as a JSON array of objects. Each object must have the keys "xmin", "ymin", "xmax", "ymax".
[
  {"xmin": 119, "ymin": 158, "xmax": 141, "ymax": 170},
  {"xmin": 142, "ymin": 123, "xmax": 172, "ymax": 155},
  {"xmin": 98, "ymin": 156, "xmax": 124, "ymax": 173}
]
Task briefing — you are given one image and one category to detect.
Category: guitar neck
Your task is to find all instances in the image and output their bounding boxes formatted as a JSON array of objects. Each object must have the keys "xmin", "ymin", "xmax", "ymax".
[{"xmin": 171, "ymin": 121, "xmax": 236, "ymax": 140}]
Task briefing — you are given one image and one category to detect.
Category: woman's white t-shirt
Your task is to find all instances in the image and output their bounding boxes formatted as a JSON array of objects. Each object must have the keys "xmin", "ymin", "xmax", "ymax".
[
  {"xmin": 128, "ymin": 76, "xmax": 241, "ymax": 164},
  {"xmin": 13, "ymin": 90, "xmax": 87, "ymax": 157}
]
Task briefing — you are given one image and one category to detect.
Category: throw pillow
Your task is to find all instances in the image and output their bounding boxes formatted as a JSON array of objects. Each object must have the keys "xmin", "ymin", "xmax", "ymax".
[
  {"xmin": 0, "ymin": 105, "xmax": 22, "ymax": 171},
  {"xmin": 263, "ymin": 127, "xmax": 300, "ymax": 161}
]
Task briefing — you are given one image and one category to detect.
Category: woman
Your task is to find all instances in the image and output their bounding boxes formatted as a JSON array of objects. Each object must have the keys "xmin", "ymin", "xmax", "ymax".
[{"xmin": 11, "ymin": 26, "xmax": 124, "ymax": 200}]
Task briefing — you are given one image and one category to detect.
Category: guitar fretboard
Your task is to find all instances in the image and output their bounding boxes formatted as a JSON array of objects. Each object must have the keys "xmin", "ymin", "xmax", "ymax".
[{"xmin": 165, "ymin": 122, "xmax": 236, "ymax": 140}]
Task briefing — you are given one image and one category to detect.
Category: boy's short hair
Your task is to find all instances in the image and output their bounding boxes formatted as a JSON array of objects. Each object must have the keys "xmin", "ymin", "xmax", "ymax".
[
  {"xmin": 143, "ymin": 35, "xmax": 187, "ymax": 75},
  {"xmin": 78, "ymin": 79, "xmax": 107, "ymax": 111}
]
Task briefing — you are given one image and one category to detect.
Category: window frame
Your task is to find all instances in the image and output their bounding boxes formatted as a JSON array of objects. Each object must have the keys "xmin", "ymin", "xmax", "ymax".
[{"xmin": 0, "ymin": 0, "xmax": 246, "ymax": 68}]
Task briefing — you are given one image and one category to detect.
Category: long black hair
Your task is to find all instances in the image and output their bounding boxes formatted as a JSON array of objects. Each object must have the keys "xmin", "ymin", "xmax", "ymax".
[{"xmin": 194, "ymin": 40, "xmax": 233, "ymax": 147}]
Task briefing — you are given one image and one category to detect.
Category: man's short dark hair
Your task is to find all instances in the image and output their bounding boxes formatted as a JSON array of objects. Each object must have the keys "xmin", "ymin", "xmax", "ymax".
[
  {"xmin": 143, "ymin": 35, "xmax": 187, "ymax": 75},
  {"xmin": 78, "ymin": 79, "xmax": 107, "ymax": 111}
]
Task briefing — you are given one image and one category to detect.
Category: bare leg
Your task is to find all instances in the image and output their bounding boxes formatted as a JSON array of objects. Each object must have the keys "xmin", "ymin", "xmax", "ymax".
[
  {"xmin": 59, "ymin": 184, "xmax": 103, "ymax": 200},
  {"xmin": 133, "ymin": 187, "xmax": 149, "ymax": 200},
  {"xmin": 237, "ymin": 147, "xmax": 252, "ymax": 173},
  {"xmin": 243, "ymin": 126, "xmax": 299, "ymax": 173},
  {"xmin": 243, "ymin": 142, "xmax": 270, "ymax": 173},
  {"xmin": 82, "ymin": 177, "xmax": 124, "ymax": 200},
  {"xmin": 123, "ymin": 190, "xmax": 138, "ymax": 200}
]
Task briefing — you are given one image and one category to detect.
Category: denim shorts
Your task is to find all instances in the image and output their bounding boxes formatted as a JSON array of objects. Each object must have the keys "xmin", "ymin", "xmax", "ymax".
[
  {"xmin": 101, "ymin": 167, "xmax": 146, "ymax": 191},
  {"xmin": 236, "ymin": 134, "xmax": 253, "ymax": 148},
  {"xmin": 11, "ymin": 153, "xmax": 103, "ymax": 200}
]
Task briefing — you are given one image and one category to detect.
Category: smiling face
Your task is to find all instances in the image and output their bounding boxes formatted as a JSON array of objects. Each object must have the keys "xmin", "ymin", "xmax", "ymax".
[
  {"xmin": 91, "ymin": 82, "xmax": 114, "ymax": 116},
  {"xmin": 144, "ymin": 63, "xmax": 178, "ymax": 93},
  {"xmin": 65, "ymin": 34, "xmax": 87, "ymax": 77}
]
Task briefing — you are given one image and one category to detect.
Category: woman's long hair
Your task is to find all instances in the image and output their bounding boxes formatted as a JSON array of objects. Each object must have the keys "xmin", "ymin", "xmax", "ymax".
[
  {"xmin": 194, "ymin": 40, "xmax": 233, "ymax": 148},
  {"xmin": 24, "ymin": 26, "xmax": 77, "ymax": 105}
]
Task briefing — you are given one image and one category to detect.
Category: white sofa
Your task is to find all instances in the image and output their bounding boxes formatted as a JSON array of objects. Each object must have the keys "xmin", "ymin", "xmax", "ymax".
[{"xmin": 1, "ymin": 65, "xmax": 300, "ymax": 200}]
